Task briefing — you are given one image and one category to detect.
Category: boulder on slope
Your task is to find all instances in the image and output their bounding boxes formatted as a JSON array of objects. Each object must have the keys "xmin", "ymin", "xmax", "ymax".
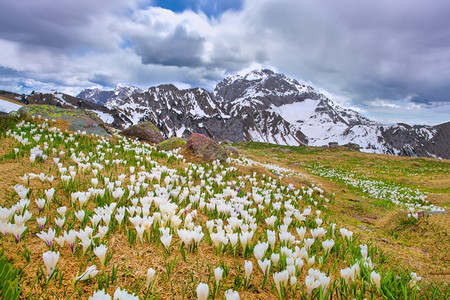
[
  {"xmin": 18, "ymin": 104, "xmax": 110, "ymax": 136},
  {"xmin": 122, "ymin": 122, "xmax": 164, "ymax": 144},
  {"xmin": 157, "ymin": 137, "xmax": 186, "ymax": 151},
  {"xmin": 185, "ymin": 133, "xmax": 228, "ymax": 162}
]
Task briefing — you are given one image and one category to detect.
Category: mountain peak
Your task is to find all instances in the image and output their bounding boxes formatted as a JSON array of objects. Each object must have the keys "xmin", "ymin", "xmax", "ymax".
[
  {"xmin": 115, "ymin": 83, "xmax": 128, "ymax": 90},
  {"xmin": 243, "ymin": 69, "xmax": 275, "ymax": 81}
]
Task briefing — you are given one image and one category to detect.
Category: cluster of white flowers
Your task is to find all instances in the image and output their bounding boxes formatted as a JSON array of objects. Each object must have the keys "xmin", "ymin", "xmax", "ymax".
[
  {"xmin": 0, "ymin": 118, "xmax": 425, "ymax": 299},
  {"xmin": 308, "ymin": 164, "xmax": 445, "ymax": 216}
]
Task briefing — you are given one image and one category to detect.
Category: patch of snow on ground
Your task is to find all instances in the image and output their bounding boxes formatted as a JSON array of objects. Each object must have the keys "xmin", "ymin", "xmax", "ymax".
[
  {"xmin": 0, "ymin": 98, "xmax": 23, "ymax": 113},
  {"xmin": 90, "ymin": 110, "xmax": 114, "ymax": 124}
]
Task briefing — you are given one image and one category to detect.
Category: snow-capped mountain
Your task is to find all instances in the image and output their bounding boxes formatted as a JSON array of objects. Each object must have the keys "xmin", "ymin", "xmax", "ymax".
[
  {"xmin": 77, "ymin": 84, "xmax": 143, "ymax": 106},
  {"xmin": 73, "ymin": 69, "xmax": 449, "ymax": 158},
  {"xmin": 104, "ymin": 84, "xmax": 243, "ymax": 141},
  {"xmin": 213, "ymin": 69, "xmax": 378, "ymax": 145}
]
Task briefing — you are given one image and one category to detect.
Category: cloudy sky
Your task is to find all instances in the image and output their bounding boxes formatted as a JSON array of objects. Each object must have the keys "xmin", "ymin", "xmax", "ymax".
[{"xmin": 0, "ymin": 0, "xmax": 449, "ymax": 125}]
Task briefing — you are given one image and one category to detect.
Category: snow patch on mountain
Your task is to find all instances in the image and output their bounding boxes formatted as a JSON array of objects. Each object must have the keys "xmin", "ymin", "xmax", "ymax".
[
  {"xmin": 54, "ymin": 93, "xmax": 76, "ymax": 108},
  {"xmin": 269, "ymin": 99, "xmax": 319, "ymax": 123}
]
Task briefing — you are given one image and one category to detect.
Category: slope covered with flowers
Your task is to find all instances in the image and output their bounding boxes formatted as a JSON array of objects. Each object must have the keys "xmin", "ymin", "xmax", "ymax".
[{"xmin": 0, "ymin": 115, "xmax": 432, "ymax": 299}]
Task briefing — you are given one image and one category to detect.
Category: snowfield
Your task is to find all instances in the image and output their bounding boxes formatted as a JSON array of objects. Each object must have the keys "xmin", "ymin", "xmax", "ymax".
[
  {"xmin": 90, "ymin": 110, "xmax": 114, "ymax": 124},
  {"xmin": 0, "ymin": 98, "xmax": 23, "ymax": 113}
]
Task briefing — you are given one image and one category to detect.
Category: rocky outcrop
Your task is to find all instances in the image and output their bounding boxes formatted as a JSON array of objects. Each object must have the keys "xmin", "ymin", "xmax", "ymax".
[
  {"xmin": 18, "ymin": 105, "xmax": 110, "ymax": 136},
  {"xmin": 122, "ymin": 122, "xmax": 164, "ymax": 144},
  {"xmin": 19, "ymin": 91, "xmax": 132, "ymax": 129},
  {"xmin": 185, "ymin": 133, "xmax": 227, "ymax": 162},
  {"xmin": 381, "ymin": 122, "xmax": 450, "ymax": 158}
]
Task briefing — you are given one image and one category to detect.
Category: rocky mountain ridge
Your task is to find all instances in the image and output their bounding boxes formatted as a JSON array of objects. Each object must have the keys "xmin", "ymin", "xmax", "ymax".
[{"xmin": 1, "ymin": 69, "xmax": 448, "ymax": 159}]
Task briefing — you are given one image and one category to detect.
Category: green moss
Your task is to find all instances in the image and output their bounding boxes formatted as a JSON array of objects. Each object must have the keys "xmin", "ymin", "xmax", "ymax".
[
  {"xmin": 157, "ymin": 137, "xmax": 186, "ymax": 151},
  {"xmin": 18, "ymin": 104, "xmax": 110, "ymax": 136}
]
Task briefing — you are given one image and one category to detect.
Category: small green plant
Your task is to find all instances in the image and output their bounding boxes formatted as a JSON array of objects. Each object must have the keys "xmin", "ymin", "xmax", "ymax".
[{"xmin": 0, "ymin": 254, "xmax": 21, "ymax": 300}]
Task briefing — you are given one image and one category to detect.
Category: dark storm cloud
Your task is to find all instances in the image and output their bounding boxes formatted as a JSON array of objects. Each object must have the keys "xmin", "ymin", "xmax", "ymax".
[
  {"xmin": 0, "ymin": 0, "xmax": 141, "ymax": 51},
  {"xmin": 132, "ymin": 25, "xmax": 207, "ymax": 67},
  {"xmin": 0, "ymin": 0, "xmax": 449, "ymax": 124},
  {"xmin": 250, "ymin": 0, "xmax": 450, "ymax": 106}
]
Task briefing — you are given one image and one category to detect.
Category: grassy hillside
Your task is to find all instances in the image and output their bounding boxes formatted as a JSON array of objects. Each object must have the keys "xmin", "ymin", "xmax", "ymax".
[
  {"xmin": 0, "ymin": 115, "xmax": 448, "ymax": 299},
  {"xmin": 235, "ymin": 142, "xmax": 450, "ymax": 285}
]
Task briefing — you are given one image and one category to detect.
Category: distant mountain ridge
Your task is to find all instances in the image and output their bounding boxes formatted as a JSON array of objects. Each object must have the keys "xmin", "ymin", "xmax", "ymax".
[
  {"xmin": 73, "ymin": 69, "xmax": 448, "ymax": 158},
  {"xmin": 1, "ymin": 69, "xmax": 448, "ymax": 159}
]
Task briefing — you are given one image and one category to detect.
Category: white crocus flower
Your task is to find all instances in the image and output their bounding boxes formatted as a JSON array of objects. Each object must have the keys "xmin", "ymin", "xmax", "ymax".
[
  {"xmin": 88, "ymin": 289, "xmax": 110, "ymax": 300},
  {"xmin": 37, "ymin": 216, "xmax": 47, "ymax": 230},
  {"xmin": 214, "ymin": 267, "xmax": 224, "ymax": 285},
  {"xmin": 224, "ymin": 289, "xmax": 240, "ymax": 300},
  {"xmin": 271, "ymin": 252, "xmax": 280, "ymax": 266},
  {"xmin": 96, "ymin": 226, "xmax": 109, "ymax": 240},
  {"xmin": 304, "ymin": 238, "xmax": 315, "ymax": 250},
  {"xmin": 160, "ymin": 233, "xmax": 172, "ymax": 250},
  {"xmin": 319, "ymin": 274, "xmax": 331, "ymax": 292},
  {"xmin": 44, "ymin": 188, "xmax": 55, "ymax": 203},
  {"xmin": 305, "ymin": 275, "xmax": 320, "ymax": 296},
  {"xmin": 410, "ymin": 272, "xmax": 422, "ymax": 289},
  {"xmin": 244, "ymin": 260, "xmax": 252, "ymax": 279},
  {"xmin": 94, "ymin": 244, "xmax": 108, "ymax": 269},
  {"xmin": 75, "ymin": 210, "xmax": 85, "ymax": 223},
  {"xmin": 113, "ymin": 287, "xmax": 139, "ymax": 300},
  {"xmin": 115, "ymin": 213, "xmax": 125, "ymax": 225},
  {"xmin": 296, "ymin": 226, "xmax": 307, "ymax": 240},
  {"xmin": 360, "ymin": 244, "xmax": 368, "ymax": 259},
  {"xmin": 55, "ymin": 235, "xmax": 66, "ymax": 247},
  {"xmin": 64, "ymin": 230, "xmax": 77, "ymax": 253},
  {"xmin": 273, "ymin": 270, "xmax": 289, "ymax": 295},
  {"xmin": 339, "ymin": 228, "xmax": 353, "ymax": 240},
  {"xmin": 35, "ymin": 199, "xmax": 46, "ymax": 212},
  {"xmin": 253, "ymin": 242, "xmax": 268, "ymax": 261},
  {"xmin": 37, "ymin": 228, "xmax": 56, "ymax": 247},
  {"xmin": 135, "ymin": 225, "xmax": 145, "ymax": 243},
  {"xmin": 370, "ymin": 271, "xmax": 381, "ymax": 289},
  {"xmin": 76, "ymin": 265, "xmax": 99, "ymax": 281},
  {"xmin": 196, "ymin": 283, "xmax": 209, "ymax": 300},
  {"xmin": 288, "ymin": 273, "xmax": 296, "ymax": 289},
  {"xmin": 307, "ymin": 256, "xmax": 315, "ymax": 267},
  {"xmin": 11, "ymin": 224, "xmax": 27, "ymax": 243},
  {"xmin": 340, "ymin": 267, "xmax": 353, "ymax": 284},
  {"xmin": 322, "ymin": 239, "xmax": 335, "ymax": 253},
  {"xmin": 91, "ymin": 178, "xmax": 99, "ymax": 187},
  {"xmin": 43, "ymin": 251, "xmax": 59, "ymax": 278},
  {"xmin": 146, "ymin": 268, "xmax": 156, "ymax": 286},
  {"xmin": 54, "ymin": 217, "xmax": 65, "ymax": 229},
  {"xmin": 257, "ymin": 259, "xmax": 271, "ymax": 275},
  {"xmin": 56, "ymin": 206, "xmax": 67, "ymax": 217},
  {"xmin": 89, "ymin": 213, "xmax": 103, "ymax": 227}
]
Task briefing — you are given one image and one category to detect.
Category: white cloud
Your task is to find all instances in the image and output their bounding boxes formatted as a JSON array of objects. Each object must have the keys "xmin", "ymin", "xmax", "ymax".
[
  {"xmin": 366, "ymin": 99, "xmax": 402, "ymax": 109},
  {"xmin": 363, "ymin": 99, "xmax": 450, "ymax": 125}
]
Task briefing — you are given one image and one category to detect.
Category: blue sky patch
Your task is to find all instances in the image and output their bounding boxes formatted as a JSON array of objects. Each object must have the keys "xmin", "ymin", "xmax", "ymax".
[{"xmin": 153, "ymin": 0, "xmax": 243, "ymax": 17}]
